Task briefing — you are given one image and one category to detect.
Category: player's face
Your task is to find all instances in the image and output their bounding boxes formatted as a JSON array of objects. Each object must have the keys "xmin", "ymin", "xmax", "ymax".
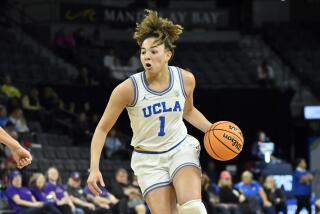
[{"xmin": 140, "ymin": 37, "xmax": 172, "ymax": 74}]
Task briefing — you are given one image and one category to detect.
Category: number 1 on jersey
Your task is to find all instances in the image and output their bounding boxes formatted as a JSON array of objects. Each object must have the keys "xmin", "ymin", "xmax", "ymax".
[{"xmin": 158, "ymin": 116, "xmax": 166, "ymax": 136}]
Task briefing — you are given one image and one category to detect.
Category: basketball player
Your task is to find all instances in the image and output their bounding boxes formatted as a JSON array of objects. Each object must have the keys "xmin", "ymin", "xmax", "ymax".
[
  {"xmin": 87, "ymin": 10, "xmax": 211, "ymax": 214},
  {"xmin": 0, "ymin": 127, "xmax": 32, "ymax": 168}
]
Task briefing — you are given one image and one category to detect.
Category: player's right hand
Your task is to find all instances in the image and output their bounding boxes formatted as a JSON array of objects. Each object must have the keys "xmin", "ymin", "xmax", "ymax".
[
  {"xmin": 87, "ymin": 169, "xmax": 105, "ymax": 196},
  {"xmin": 11, "ymin": 145, "xmax": 32, "ymax": 169}
]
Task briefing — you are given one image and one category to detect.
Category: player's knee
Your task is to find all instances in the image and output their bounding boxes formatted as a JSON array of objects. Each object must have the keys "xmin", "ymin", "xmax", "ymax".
[{"xmin": 179, "ymin": 199, "xmax": 207, "ymax": 214}]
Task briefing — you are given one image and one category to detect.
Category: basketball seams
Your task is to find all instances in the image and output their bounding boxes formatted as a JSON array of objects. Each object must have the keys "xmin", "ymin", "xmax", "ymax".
[
  {"xmin": 213, "ymin": 129, "xmax": 243, "ymax": 143},
  {"xmin": 206, "ymin": 131, "xmax": 225, "ymax": 161},
  {"xmin": 210, "ymin": 121, "xmax": 229, "ymax": 131},
  {"xmin": 212, "ymin": 131, "xmax": 240, "ymax": 154}
]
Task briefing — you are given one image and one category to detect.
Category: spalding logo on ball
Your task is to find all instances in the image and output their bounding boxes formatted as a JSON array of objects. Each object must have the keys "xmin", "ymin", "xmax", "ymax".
[{"xmin": 204, "ymin": 121, "xmax": 244, "ymax": 161}]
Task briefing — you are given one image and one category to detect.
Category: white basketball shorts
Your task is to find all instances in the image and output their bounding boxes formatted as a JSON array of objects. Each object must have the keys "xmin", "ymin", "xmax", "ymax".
[{"xmin": 131, "ymin": 135, "xmax": 201, "ymax": 198}]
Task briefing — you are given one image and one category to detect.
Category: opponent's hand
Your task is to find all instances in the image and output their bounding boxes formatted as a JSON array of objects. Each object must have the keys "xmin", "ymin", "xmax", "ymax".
[
  {"xmin": 87, "ymin": 169, "xmax": 105, "ymax": 196},
  {"xmin": 10, "ymin": 145, "xmax": 32, "ymax": 168}
]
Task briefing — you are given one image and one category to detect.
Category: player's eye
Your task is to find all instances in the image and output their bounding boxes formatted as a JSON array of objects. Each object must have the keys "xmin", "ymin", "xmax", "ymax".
[{"xmin": 151, "ymin": 50, "xmax": 157, "ymax": 54}]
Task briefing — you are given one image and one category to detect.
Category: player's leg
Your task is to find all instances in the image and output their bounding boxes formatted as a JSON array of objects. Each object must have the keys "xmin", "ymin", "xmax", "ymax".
[
  {"xmin": 173, "ymin": 166, "xmax": 207, "ymax": 214},
  {"xmin": 145, "ymin": 185, "xmax": 178, "ymax": 214},
  {"xmin": 169, "ymin": 136, "xmax": 207, "ymax": 214}
]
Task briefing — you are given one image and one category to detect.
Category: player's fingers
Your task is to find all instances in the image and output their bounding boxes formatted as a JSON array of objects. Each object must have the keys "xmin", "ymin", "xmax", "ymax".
[
  {"xmin": 87, "ymin": 180, "xmax": 102, "ymax": 196},
  {"xmin": 20, "ymin": 158, "xmax": 29, "ymax": 166},
  {"xmin": 99, "ymin": 175, "xmax": 105, "ymax": 187}
]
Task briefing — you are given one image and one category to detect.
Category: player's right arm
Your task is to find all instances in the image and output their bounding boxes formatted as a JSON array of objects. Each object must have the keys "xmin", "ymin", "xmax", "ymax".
[
  {"xmin": 0, "ymin": 128, "xmax": 32, "ymax": 168},
  {"xmin": 87, "ymin": 79, "xmax": 134, "ymax": 196}
]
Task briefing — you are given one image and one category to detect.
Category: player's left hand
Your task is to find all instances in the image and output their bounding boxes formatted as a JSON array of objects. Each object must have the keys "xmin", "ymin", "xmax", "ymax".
[{"xmin": 11, "ymin": 145, "xmax": 32, "ymax": 168}]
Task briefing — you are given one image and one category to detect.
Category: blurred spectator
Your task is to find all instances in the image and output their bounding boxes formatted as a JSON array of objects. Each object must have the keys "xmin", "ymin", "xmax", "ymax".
[
  {"xmin": 104, "ymin": 128, "xmax": 125, "ymax": 158},
  {"xmin": 41, "ymin": 87, "xmax": 60, "ymax": 111},
  {"xmin": 91, "ymin": 27, "xmax": 104, "ymax": 47},
  {"xmin": 218, "ymin": 170, "xmax": 244, "ymax": 214},
  {"xmin": 44, "ymin": 167, "xmax": 74, "ymax": 214},
  {"xmin": 263, "ymin": 175, "xmax": 287, "ymax": 214},
  {"xmin": 128, "ymin": 51, "xmax": 141, "ymax": 72},
  {"xmin": 73, "ymin": 112, "xmax": 91, "ymax": 146},
  {"xmin": 6, "ymin": 170, "xmax": 60, "ymax": 214},
  {"xmin": 9, "ymin": 108, "xmax": 29, "ymax": 133},
  {"xmin": 316, "ymin": 199, "xmax": 320, "ymax": 214},
  {"xmin": 29, "ymin": 173, "xmax": 63, "ymax": 214},
  {"xmin": 0, "ymin": 105, "xmax": 9, "ymax": 127},
  {"xmin": 292, "ymin": 158, "xmax": 313, "ymax": 214},
  {"xmin": 66, "ymin": 171, "xmax": 106, "ymax": 214},
  {"xmin": 22, "ymin": 88, "xmax": 41, "ymax": 111},
  {"xmin": 201, "ymin": 172, "xmax": 226, "ymax": 214},
  {"xmin": 54, "ymin": 28, "xmax": 76, "ymax": 62},
  {"xmin": 84, "ymin": 185, "xmax": 118, "ymax": 213},
  {"xmin": 74, "ymin": 66, "xmax": 99, "ymax": 86},
  {"xmin": 73, "ymin": 28, "xmax": 89, "ymax": 46},
  {"xmin": 251, "ymin": 130, "xmax": 269, "ymax": 160},
  {"xmin": 257, "ymin": 60, "xmax": 275, "ymax": 87},
  {"xmin": 103, "ymin": 49, "xmax": 120, "ymax": 70},
  {"xmin": 1, "ymin": 75, "xmax": 21, "ymax": 98},
  {"xmin": 235, "ymin": 171, "xmax": 275, "ymax": 214},
  {"xmin": 110, "ymin": 168, "xmax": 146, "ymax": 214}
]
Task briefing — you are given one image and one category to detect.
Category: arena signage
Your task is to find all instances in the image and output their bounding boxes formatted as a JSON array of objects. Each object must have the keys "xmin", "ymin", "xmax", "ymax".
[{"xmin": 60, "ymin": 4, "xmax": 229, "ymax": 28}]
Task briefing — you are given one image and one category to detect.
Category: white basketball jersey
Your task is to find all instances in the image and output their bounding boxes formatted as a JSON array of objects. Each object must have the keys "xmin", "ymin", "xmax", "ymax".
[{"xmin": 126, "ymin": 66, "xmax": 188, "ymax": 152}]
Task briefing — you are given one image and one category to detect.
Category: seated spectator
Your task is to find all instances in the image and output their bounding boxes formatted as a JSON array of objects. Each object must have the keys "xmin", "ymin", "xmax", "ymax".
[
  {"xmin": 22, "ymin": 88, "xmax": 41, "ymax": 111},
  {"xmin": 235, "ymin": 171, "xmax": 275, "ymax": 214},
  {"xmin": 84, "ymin": 184, "xmax": 118, "ymax": 213},
  {"xmin": 257, "ymin": 60, "xmax": 275, "ymax": 87},
  {"xmin": 73, "ymin": 112, "xmax": 91, "ymax": 146},
  {"xmin": 6, "ymin": 170, "xmax": 60, "ymax": 214},
  {"xmin": 0, "ymin": 105, "xmax": 9, "ymax": 127},
  {"xmin": 41, "ymin": 87, "xmax": 60, "ymax": 111},
  {"xmin": 218, "ymin": 170, "xmax": 244, "ymax": 214},
  {"xmin": 29, "ymin": 173, "xmax": 63, "ymax": 214},
  {"xmin": 73, "ymin": 28, "xmax": 89, "ymax": 46},
  {"xmin": 1, "ymin": 75, "xmax": 21, "ymax": 98},
  {"xmin": 66, "ymin": 171, "xmax": 109, "ymax": 214},
  {"xmin": 110, "ymin": 168, "xmax": 146, "ymax": 214},
  {"xmin": 74, "ymin": 66, "xmax": 97, "ymax": 86},
  {"xmin": 9, "ymin": 108, "xmax": 29, "ymax": 133},
  {"xmin": 263, "ymin": 175, "xmax": 287, "ymax": 214},
  {"xmin": 201, "ymin": 172, "xmax": 227, "ymax": 214},
  {"xmin": 316, "ymin": 198, "xmax": 320, "ymax": 214},
  {"xmin": 128, "ymin": 51, "xmax": 141, "ymax": 71},
  {"xmin": 104, "ymin": 128, "xmax": 125, "ymax": 158},
  {"xmin": 44, "ymin": 167, "xmax": 74, "ymax": 214}
]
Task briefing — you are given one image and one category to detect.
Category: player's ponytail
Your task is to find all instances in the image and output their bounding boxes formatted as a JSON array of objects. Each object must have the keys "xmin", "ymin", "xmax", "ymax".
[{"xmin": 133, "ymin": 9, "xmax": 183, "ymax": 52}]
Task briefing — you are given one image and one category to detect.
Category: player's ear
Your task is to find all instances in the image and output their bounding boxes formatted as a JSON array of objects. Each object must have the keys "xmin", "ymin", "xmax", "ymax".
[{"xmin": 165, "ymin": 49, "xmax": 172, "ymax": 62}]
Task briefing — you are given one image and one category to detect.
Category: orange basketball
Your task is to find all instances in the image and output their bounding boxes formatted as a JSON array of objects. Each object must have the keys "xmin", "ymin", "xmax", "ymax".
[{"xmin": 204, "ymin": 121, "xmax": 244, "ymax": 161}]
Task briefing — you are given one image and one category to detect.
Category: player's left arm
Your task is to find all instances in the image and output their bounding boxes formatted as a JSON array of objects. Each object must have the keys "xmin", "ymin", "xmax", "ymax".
[{"xmin": 182, "ymin": 69, "xmax": 212, "ymax": 133}]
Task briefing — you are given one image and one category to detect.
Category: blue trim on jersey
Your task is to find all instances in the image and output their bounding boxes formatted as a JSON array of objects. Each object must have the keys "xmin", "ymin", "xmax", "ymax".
[
  {"xmin": 143, "ymin": 180, "xmax": 172, "ymax": 198},
  {"xmin": 177, "ymin": 67, "xmax": 187, "ymax": 98},
  {"xmin": 128, "ymin": 76, "xmax": 138, "ymax": 107},
  {"xmin": 171, "ymin": 162, "xmax": 200, "ymax": 180},
  {"xmin": 141, "ymin": 67, "xmax": 174, "ymax": 96},
  {"xmin": 133, "ymin": 135, "xmax": 187, "ymax": 154}
]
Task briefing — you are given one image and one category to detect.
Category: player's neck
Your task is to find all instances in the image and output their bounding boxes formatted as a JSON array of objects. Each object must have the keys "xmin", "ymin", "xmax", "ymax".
[{"xmin": 145, "ymin": 65, "xmax": 169, "ymax": 84}]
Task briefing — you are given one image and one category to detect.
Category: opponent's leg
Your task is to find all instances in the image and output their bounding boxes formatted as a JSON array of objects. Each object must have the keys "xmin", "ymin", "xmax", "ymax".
[
  {"xmin": 173, "ymin": 166, "xmax": 207, "ymax": 214},
  {"xmin": 145, "ymin": 185, "xmax": 178, "ymax": 214}
]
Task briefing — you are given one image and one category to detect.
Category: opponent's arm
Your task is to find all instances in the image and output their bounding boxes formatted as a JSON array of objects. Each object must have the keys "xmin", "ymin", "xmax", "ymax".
[
  {"xmin": 88, "ymin": 79, "xmax": 133, "ymax": 195},
  {"xmin": 182, "ymin": 69, "xmax": 212, "ymax": 133},
  {"xmin": 0, "ymin": 128, "xmax": 32, "ymax": 168}
]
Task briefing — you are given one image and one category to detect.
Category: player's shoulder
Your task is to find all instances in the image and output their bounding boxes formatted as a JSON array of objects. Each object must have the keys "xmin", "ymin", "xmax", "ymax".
[
  {"xmin": 111, "ymin": 78, "xmax": 134, "ymax": 104},
  {"xmin": 178, "ymin": 67, "xmax": 195, "ymax": 85}
]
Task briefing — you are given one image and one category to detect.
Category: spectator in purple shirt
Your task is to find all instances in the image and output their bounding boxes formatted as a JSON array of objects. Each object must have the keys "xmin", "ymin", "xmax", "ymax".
[
  {"xmin": 29, "ymin": 172, "xmax": 66, "ymax": 214},
  {"xmin": 5, "ymin": 170, "xmax": 59, "ymax": 214},
  {"xmin": 44, "ymin": 167, "xmax": 75, "ymax": 214}
]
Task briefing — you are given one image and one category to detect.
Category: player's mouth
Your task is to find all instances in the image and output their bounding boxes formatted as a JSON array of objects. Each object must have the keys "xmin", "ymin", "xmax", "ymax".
[{"xmin": 145, "ymin": 63, "xmax": 152, "ymax": 70}]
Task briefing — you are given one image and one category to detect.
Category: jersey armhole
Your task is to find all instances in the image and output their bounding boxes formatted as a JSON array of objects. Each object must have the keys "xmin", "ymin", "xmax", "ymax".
[
  {"xmin": 128, "ymin": 76, "xmax": 138, "ymax": 107},
  {"xmin": 176, "ymin": 67, "xmax": 188, "ymax": 98}
]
